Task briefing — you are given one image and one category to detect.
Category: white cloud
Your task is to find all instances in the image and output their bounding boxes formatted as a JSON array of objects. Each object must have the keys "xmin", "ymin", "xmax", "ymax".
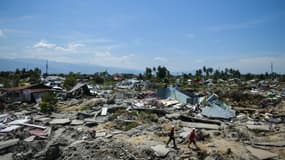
[
  {"xmin": 33, "ymin": 40, "xmax": 84, "ymax": 52},
  {"xmin": 34, "ymin": 40, "xmax": 56, "ymax": 49},
  {"xmin": 28, "ymin": 39, "xmax": 136, "ymax": 69},
  {"xmin": 153, "ymin": 57, "xmax": 168, "ymax": 63}
]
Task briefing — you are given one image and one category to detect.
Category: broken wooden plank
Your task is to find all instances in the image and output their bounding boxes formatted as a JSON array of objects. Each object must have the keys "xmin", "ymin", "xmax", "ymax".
[
  {"xmin": 49, "ymin": 119, "xmax": 70, "ymax": 125},
  {"xmin": 179, "ymin": 115, "xmax": 221, "ymax": 125},
  {"xmin": 21, "ymin": 123, "xmax": 46, "ymax": 129}
]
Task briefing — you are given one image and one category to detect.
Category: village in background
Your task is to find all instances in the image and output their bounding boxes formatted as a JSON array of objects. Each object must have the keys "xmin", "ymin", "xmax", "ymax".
[{"xmin": 0, "ymin": 63, "xmax": 284, "ymax": 160}]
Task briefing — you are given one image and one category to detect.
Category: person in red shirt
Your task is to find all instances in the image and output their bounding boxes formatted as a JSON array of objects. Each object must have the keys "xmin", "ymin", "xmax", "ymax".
[{"xmin": 188, "ymin": 128, "xmax": 198, "ymax": 148}]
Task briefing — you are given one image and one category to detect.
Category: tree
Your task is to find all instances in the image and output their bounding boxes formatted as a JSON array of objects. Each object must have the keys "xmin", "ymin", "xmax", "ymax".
[
  {"xmin": 63, "ymin": 72, "xmax": 77, "ymax": 90},
  {"xmin": 182, "ymin": 73, "xmax": 189, "ymax": 80},
  {"xmin": 15, "ymin": 68, "xmax": 20, "ymax": 74},
  {"xmin": 93, "ymin": 74, "xmax": 104, "ymax": 84},
  {"xmin": 138, "ymin": 73, "xmax": 144, "ymax": 80},
  {"xmin": 156, "ymin": 66, "xmax": 169, "ymax": 79},
  {"xmin": 208, "ymin": 67, "xmax": 213, "ymax": 76},
  {"xmin": 225, "ymin": 68, "xmax": 229, "ymax": 78},
  {"xmin": 152, "ymin": 67, "xmax": 156, "ymax": 74},
  {"xmin": 245, "ymin": 73, "xmax": 253, "ymax": 81},
  {"xmin": 145, "ymin": 67, "xmax": 152, "ymax": 79},
  {"xmin": 213, "ymin": 69, "xmax": 220, "ymax": 80},
  {"xmin": 30, "ymin": 67, "xmax": 41, "ymax": 83},
  {"xmin": 195, "ymin": 69, "xmax": 202, "ymax": 79},
  {"xmin": 233, "ymin": 69, "xmax": 241, "ymax": 78},
  {"xmin": 202, "ymin": 66, "xmax": 207, "ymax": 75}
]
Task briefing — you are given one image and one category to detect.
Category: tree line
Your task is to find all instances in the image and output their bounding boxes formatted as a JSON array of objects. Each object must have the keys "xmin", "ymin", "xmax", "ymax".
[{"xmin": 142, "ymin": 65, "xmax": 284, "ymax": 82}]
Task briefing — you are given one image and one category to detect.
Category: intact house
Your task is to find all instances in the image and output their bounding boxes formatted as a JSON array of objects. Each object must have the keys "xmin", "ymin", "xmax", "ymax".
[{"xmin": 2, "ymin": 84, "xmax": 51, "ymax": 103}]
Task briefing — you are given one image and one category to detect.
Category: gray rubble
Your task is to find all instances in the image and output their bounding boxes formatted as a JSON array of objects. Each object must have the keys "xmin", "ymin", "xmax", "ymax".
[{"xmin": 0, "ymin": 78, "xmax": 284, "ymax": 160}]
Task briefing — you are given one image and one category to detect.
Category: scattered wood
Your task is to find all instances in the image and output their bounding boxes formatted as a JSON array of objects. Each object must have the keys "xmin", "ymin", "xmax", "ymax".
[{"xmin": 179, "ymin": 115, "xmax": 221, "ymax": 125}]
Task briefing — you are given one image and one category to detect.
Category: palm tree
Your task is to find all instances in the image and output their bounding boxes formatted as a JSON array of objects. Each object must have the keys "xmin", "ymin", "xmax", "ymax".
[
  {"xmin": 208, "ymin": 67, "xmax": 213, "ymax": 75},
  {"xmin": 203, "ymin": 66, "xmax": 207, "ymax": 76}
]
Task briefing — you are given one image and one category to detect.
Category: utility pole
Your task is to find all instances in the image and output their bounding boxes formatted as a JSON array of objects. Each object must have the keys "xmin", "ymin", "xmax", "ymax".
[
  {"xmin": 45, "ymin": 60, "xmax": 48, "ymax": 77},
  {"xmin": 270, "ymin": 62, "xmax": 273, "ymax": 74}
]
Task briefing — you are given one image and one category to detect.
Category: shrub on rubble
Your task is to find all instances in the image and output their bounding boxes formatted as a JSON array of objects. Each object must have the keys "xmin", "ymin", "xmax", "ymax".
[
  {"xmin": 40, "ymin": 92, "xmax": 57, "ymax": 113},
  {"xmin": 40, "ymin": 102, "xmax": 54, "ymax": 113}
]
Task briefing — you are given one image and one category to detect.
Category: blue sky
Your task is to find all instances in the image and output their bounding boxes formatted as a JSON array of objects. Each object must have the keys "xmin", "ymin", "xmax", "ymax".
[{"xmin": 0, "ymin": 0, "xmax": 285, "ymax": 73}]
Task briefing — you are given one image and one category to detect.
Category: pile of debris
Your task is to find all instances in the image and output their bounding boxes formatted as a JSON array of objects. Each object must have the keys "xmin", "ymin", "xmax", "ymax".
[{"xmin": 0, "ymin": 79, "xmax": 284, "ymax": 160}]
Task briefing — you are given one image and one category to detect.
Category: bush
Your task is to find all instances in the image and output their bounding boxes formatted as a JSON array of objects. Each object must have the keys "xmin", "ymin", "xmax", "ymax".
[
  {"xmin": 40, "ymin": 102, "xmax": 54, "ymax": 113},
  {"xmin": 40, "ymin": 92, "xmax": 57, "ymax": 113},
  {"xmin": 63, "ymin": 73, "xmax": 77, "ymax": 90}
]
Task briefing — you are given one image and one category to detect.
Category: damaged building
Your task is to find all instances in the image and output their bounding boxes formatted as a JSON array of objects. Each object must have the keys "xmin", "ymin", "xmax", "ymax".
[
  {"xmin": 201, "ymin": 94, "xmax": 236, "ymax": 119},
  {"xmin": 67, "ymin": 83, "xmax": 90, "ymax": 98},
  {"xmin": 2, "ymin": 84, "xmax": 51, "ymax": 103},
  {"xmin": 157, "ymin": 87, "xmax": 200, "ymax": 105}
]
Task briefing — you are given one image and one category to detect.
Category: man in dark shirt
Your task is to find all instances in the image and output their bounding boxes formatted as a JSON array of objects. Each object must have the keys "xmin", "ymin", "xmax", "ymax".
[{"xmin": 166, "ymin": 125, "xmax": 177, "ymax": 148}]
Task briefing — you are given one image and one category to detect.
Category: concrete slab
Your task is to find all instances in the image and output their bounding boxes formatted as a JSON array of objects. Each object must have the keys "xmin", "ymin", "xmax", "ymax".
[
  {"xmin": 0, "ymin": 138, "xmax": 19, "ymax": 150},
  {"xmin": 36, "ymin": 117, "xmax": 51, "ymax": 123},
  {"xmin": 151, "ymin": 144, "xmax": 170, "ymax": 157},
  {"xmin": 181, "ymin": 122, "xmax": 220, "ymax": 130},
  {"xmin": 0, "ymin": 153, "xmax": 13, "ymax": 160},
  {"xmin": 24, "ymin": 136, "xmax": 36, "ymax": 142},
  {"xmin": 0, "ymin": 125, "xmax": 22, "ymax": 132},
  {"xmin": 96, "ymin": 132, "xmax": 106, "ymax": 138},
  {"xmin": 70, "ymin": 120, "xmax": 84, "ymax": 125},
  {"xmin": 50, "ymin": 113, "xmax": 66, "ymax": 119},
  {"xmin": 247, "ymin": 125, "xmax": 270, "ymax": 131},
  {"xmin": 49, "ymin": 119, "xmax": 70, "ymax": 125},
  {"xmin": 249, "ymin": 141, "xmax": 285, "ymax": 147},
  {"xmin": 246, "ymin": 146, "xmax": 278, "ymax": 160}
]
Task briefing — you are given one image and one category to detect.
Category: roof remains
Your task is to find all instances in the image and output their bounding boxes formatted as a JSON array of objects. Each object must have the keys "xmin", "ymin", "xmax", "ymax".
[{"xmin": 201, "ymin": 94, "xmax": 236, "ymax": 119}]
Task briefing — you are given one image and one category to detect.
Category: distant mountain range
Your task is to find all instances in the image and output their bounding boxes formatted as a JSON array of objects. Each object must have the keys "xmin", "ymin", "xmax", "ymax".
[{"xmin": 0, "ymin": 58, "xmax": 142, "ymax": 74}]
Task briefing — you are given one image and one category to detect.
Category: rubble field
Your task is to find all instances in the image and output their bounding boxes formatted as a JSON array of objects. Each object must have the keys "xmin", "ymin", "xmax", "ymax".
[{"xmin": 0, "ymin": 78, "xmax": 285, "ymax": 160}]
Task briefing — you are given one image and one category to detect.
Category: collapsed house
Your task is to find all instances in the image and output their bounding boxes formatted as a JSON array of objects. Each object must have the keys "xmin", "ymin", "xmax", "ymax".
[
  {"xmin": 67, "ymin": 83, "xmax": 90, "ymax": 98},
  {"xmin": 2, "ymin": 84, "xmax": 51, "ymax": 103},
  {"xmin": 43, "ymin": 76, "xmax": 65, "ymax": 90},
  {"xmin": 157, "ymin": 87, "xmax": 200, "ymax": 105},
  {"xmin": 116, "ymin": 79, "xmax": 143, "ymax": 89},
  {"xmin": 201, "ymin": 94, "xmax": 236, "ymax": 120}
]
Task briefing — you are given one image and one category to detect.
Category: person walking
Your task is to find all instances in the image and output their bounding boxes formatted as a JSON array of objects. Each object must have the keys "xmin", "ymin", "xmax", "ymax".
[
  {"xmin": 188, "ymin": 128, "xmax": 198, "ymax": 149},
  {"xmin": 166, "ymin": 125, "xmax": 177, "ymax": 148}
]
